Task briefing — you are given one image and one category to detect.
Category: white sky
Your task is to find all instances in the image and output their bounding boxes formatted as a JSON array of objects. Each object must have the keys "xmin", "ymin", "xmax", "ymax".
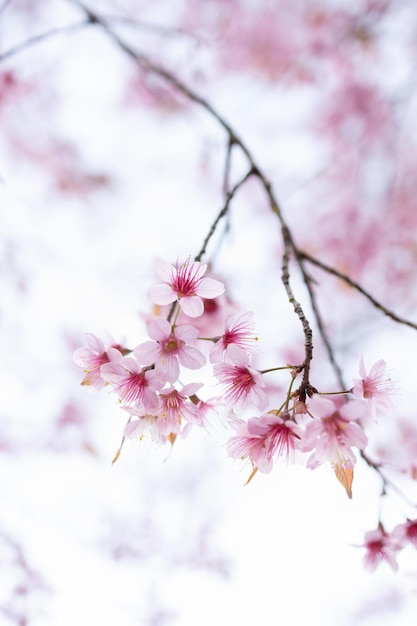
[{"xmin": 1, "ymin": 1, "xmax": 417, "ymax": 624}]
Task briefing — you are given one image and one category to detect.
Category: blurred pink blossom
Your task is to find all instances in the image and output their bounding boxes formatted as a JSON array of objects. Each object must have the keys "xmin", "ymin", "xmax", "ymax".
[
  {"xmin": 352, "ymin": 355, "xmax": 395, "ymax": 420},
  {"xmin": 362, "ymin": 526, "xmax": 399, "ymax": 572}
]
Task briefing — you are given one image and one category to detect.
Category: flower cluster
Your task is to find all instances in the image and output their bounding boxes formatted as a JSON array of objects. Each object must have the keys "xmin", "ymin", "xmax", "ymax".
[
  {"xmin": 74, "ymin": 257, "xmax": 394, "ymax": 485},
  {"xmin": 74, "ymin": 256, "xmax": 404, "ymax": 571},
  {"xmin": 75, "ymin": 257, "xmax": 256, "ymax": 443}
]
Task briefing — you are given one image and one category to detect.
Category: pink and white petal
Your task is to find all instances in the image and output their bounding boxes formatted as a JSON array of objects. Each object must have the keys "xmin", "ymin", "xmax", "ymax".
[
  {"xmin": 369, "ymin": 359, "xmax": 387, "ymax": 378},
  {"xmin": 178, "ymin": 345, "xmax": 206, "ymax": 369},
  {"xmin": 100, "ymin": 361, "xmax": 127, "ymax": 378},
  {"xmin": 149, "ymin": 283, "xmax": 177, "ymax": 305},
  {"xmin": 156, "ymin": 355, "xmax": 179, "ymax": 383},
  {"xmin": 180, "ymin": 295, "xmax": 204, "ymax": 317},
  {"xmin": 197, "ymin": 276, "xmax": 225, "ymax": 298},
  {"xmin": 154, "ymin": 258, "xmax": 174, "ymax": 282},
  {"xmin": 174, "ymin": 324, "xmax": 200, "ymax": 343},
  {"xmin": 147, "ymin": 317, "xmax": 171, "ymax": 341},
  {"xmin": 181, "ymin": 381, "xmax": 204, "ymax": 397},
  {"xmin": 85, "ymin": 332, "xmax": 105, "ymax": 353},
  {"xmin": 134, "ymin": 341, "xmax": 160, "ymax": 366}
]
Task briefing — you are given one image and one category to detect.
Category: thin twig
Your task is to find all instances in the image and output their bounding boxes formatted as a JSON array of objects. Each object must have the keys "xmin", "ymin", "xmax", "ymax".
[
  {"xmin": 0, "ymin": 20, "xmax": 91, "ymax": 62},
  {"xmin": 195, "ymin": 168, "xmax": 255, "ymax": 262},
  {"xmin": 299, "ymin": 250, "xmax": 417, "ymax": 332},
  {"xmin": 281, "ymin": 226, "xmax": 316, "ymax": 401}
]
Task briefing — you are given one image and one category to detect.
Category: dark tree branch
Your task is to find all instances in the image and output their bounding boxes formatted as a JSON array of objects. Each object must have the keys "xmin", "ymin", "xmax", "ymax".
[{"xmin": 299, "ymin": 250, "xmax": 417, "ymax": 332}]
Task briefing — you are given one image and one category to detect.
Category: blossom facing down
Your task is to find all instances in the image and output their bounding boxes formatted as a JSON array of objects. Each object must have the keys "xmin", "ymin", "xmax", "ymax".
[
  {"xmin": 227, "ymin": 412, "xmax": 303, "ymax": 473},
  {"xmin": 100, "ymin": 356, "xmax": 164, "ymax": 410},
  {"xmin": 158, "ymin": 382, "xmax": 203, "ymax": 435},
  {"xmin": 302, "ymin": 395, "xmax": 368, "ymax": 470},
  {"xmin": 209, "ymin": 311, "xmax": 257, "ymax": 364},
  {"xmin": 392, "ymin": 519, "xmax": 417, "ymax": 549},
  {"xmin": 352, "ymin": 355, "xmax": 395, "ymax": 420},
  {"xmin": 73, "ymin": 333, "xmax": 123, "ymax": 390},
  {"xmin": 149, "ymin": 257, "xmax": 225, "ymax": 317},
  {"xmin": 213, "ymin": 354, "xmax": 268, "ymax": 411},
  {"xmin": 123, "ymin": 408, "xmax": 167, "ymax": 445},
  {"xmin": 134, "ymin": 318, "xmax": 206, "ymax": 383},
  {"xmin": 362, "ymin": 526, "xmax": 399, "ymax": 572}
]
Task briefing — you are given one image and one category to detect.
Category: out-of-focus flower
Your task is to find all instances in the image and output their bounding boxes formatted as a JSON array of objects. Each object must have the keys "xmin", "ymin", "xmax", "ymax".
[
  {"xmin": 362, "ymin": 525, "xmax": 399, "ymax": 572},
  {"xmin": 150, "ymin": 257, "xmax": 225, "ymax": 317},
  {"xmin": 392, "ymin": 518, "xmax": 417, "ymax": 549},
  {"xmin": 352, "ymin": 355, "xmax": 395, "ymax": 420}
]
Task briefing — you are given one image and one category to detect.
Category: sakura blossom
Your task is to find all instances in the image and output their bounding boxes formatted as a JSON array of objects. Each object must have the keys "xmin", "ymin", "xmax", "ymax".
[
  {"xmin": 302, "ymin": 395, "xmax": 368, "ymax": 470},
  {"xmin": 213, "ymin": 353, "xmax": 269, "ymax": 411},
  {"xmin": 209, "ymin": 311, "xmax": 257, "ymax": 364},
  {"xmin": 100, "ymin": 356, "xmax": 164, "ymax": 410},
  {"xmin": 158, "ymin": 382, "xmax": 204, "ymax": 435},
  {"xmin": 122, "ymin": 406, "xmax": 167, "ymax": 445},
  {"xmin": 391, "ymin": 519, "xmax": 417, "ymax": 549},
  {"xmin": 73, "ymin": 333, "xmax": 124, "ymax": 390},
  {"xmin": 352, "ymin": 354, "xmax": 395, "ymax": 420},
  {"xmin": 150, "ymin": 257, "xmax": 225, "ymax": 317},
  {"xmin": 362, "ymin": 526, "xmax": 400, "ymax": 572},
  {"xmin": 227, "ymin": 411, "xmax": 303, "ymax": 473},
  {"xmin": 134, "ymin": 318, "xmax": 206, "ymax": 383}
]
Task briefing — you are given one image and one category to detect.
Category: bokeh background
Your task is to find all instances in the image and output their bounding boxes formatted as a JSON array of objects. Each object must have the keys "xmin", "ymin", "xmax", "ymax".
[{"xmin": 1, "ymin": 1, "xmax": 417, "ymax": 624}]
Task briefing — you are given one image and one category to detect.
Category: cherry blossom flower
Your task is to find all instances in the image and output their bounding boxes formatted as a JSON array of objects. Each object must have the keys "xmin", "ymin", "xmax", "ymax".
[
  {"xmin": 149, "ymin": 257, "xmax": 225, "ymax": 317},
  {"xmin": 362, "ymin": 526, "xmax": 399, "ymax": 572},
  {"xmin": 100, "ymin": 356, "xmax": 164, "ymax": 410},
  {"xmin": 123, "ymin": 407, "xmax": 167, "ymax": 445},
  {"xmin": 352, "ymin": 355, "xmax": 395, "ymax": 420},
  {"xmin": 182, "ymin": 396, "xmax": 227, "ymax": 438},
  {"xmin": 392, "ymin": 519, "xmax": 417, "ymax": 549},
  {"xmin": 73, "ymin": 333, "xmax": 123, "ymax": 390},
  {"xmin": 158, "ymin": 382, "xmax": 203, "ymax": 434},
  {"xmin": 227, "ymin": 412, "xmax": 303, "ymax": 473},
  {"xmin": 209, "ymin": 311, "xmax": 257, "ymax": 364},
  {"xmin": 134, "ymin": 318, "xmax": 206, "ymax": 383},
  {"xmin": 302, "ymin": 396, "xmax": 368, "ymax": 470},
  {"xmin": 213, "ymin": 353, "xmax": 268, "ymax": 411}
]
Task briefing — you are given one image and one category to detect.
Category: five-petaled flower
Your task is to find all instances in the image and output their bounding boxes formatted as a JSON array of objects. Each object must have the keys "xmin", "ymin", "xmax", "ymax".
[
  {"xmin": 352, "ymin": 355, "xmax": 395, "ymax": 421},
  {"xmin": 73, "ymin": 333, "xmax": 123, "ymax": 390},
  {"xmin": 210, "ymin": 311, "xmax": 257, "ymax": 364},
  {"xmin": 227, "ymin": 411, "xmax": 303, "ymax": 473},
  {"xmin": 150, "ymin": 257, "xmax": 225, "ymax": 318},
  {"xmin": 392, "ymin": 518, "xmax": 417, "ymax": 549},
  {"xmin": 302, "ymin": 395, "xmax": 368, "ymax": 470},
  {"xmin": 134, "ymin": 318, "xmax": 206, "ymax": 383},
  {"xmin": 100, "ymin": 356, "xmax": 164, "ymax": 410},
  {"xmin": 362, "ymin": 525, "xmax": 400, "ymax": 572},
  {"xmin": 213, "ymin": 353, "xmax": 268, "ymax": 411},
  {"xmin": 158, "ymin": 382, "xmax": 203, "ymax": 434}
]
